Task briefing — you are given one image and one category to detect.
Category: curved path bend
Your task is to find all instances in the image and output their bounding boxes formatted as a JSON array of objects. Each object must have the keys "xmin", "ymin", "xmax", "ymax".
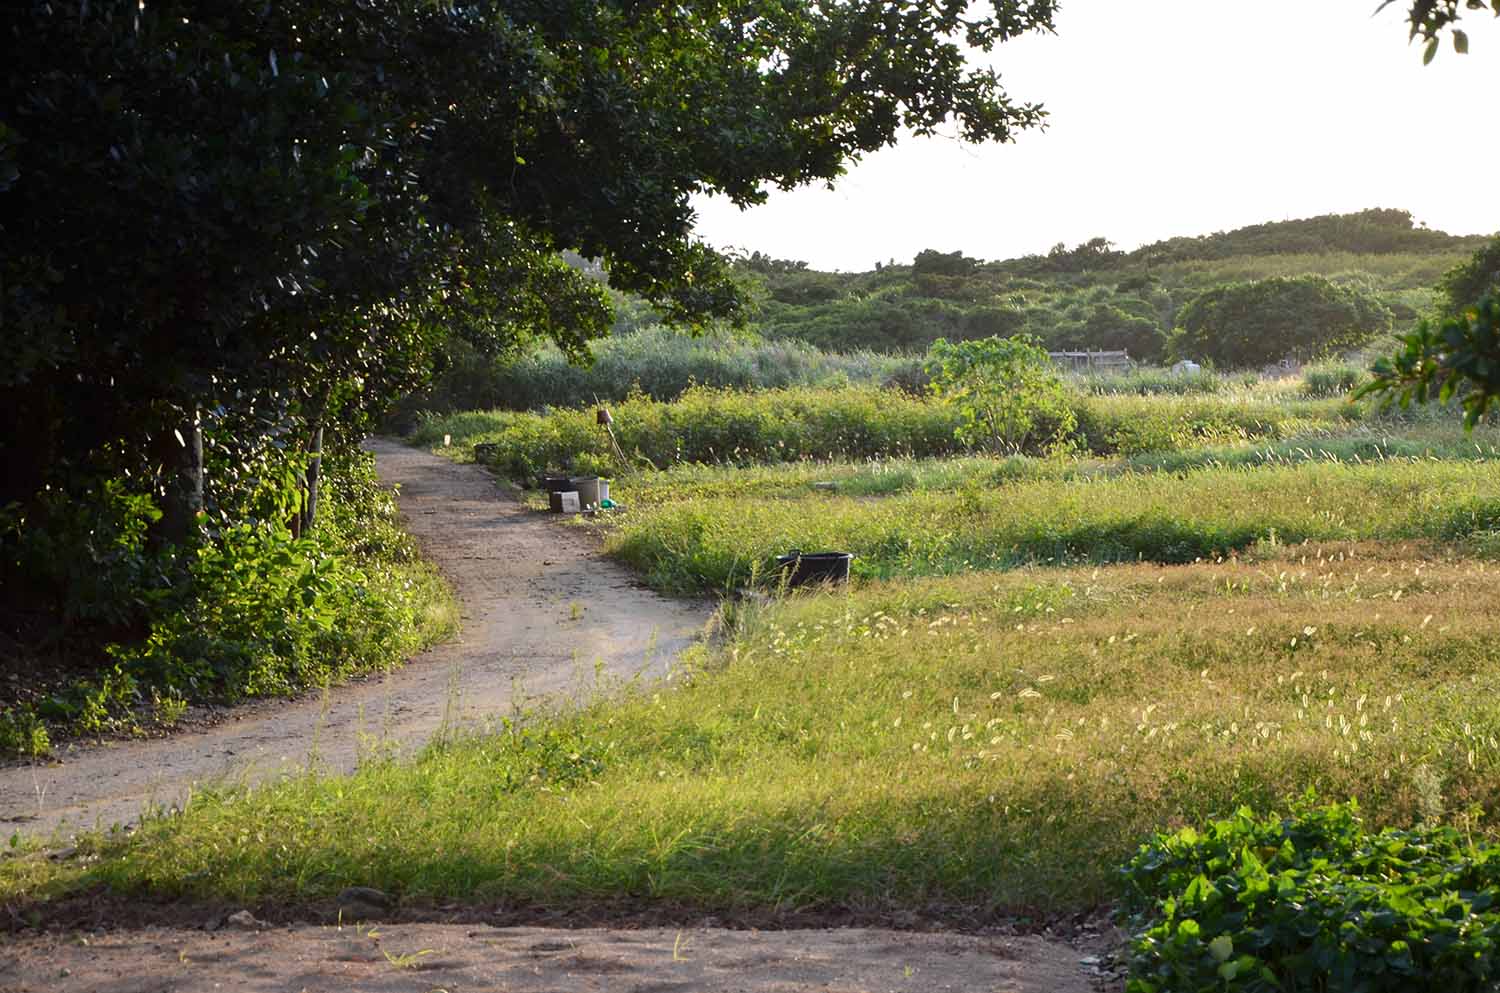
[{"xmin": 0, "ymin": 439, "xmax": 711, "ymax": 838}]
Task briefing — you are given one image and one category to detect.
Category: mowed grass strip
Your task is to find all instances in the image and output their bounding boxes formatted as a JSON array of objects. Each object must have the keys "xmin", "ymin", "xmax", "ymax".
[
  {"xmin": 605, "ymin": 459, "xmax": 1500, "ymax": 592},
  {"xmin": 8, "ymin": 548, "xmax": 1500, "ymax": 917}
]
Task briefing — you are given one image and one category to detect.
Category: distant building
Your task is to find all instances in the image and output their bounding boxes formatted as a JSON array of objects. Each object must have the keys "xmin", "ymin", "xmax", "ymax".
[{"xmin": 1171, "ymin": 360, "xmax": 1201, "ymax": 376}]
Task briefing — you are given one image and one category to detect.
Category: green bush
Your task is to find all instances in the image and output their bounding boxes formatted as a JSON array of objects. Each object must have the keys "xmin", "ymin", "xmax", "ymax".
[
  {"xmin": 1121, "ymin": 799, "xmax": 1500, "ymax": 992},
  {"xmin": 0, "ymin": 450, "xmax": 452, "ymax": 755},
  {"xmin": 110, "ymin": 450, "xmax": 448, "ymax": 702},
  {"xmin": 0, "ymin": 705, "xmax": 50, "ymax": 758},
  {"xmin": 1174, "ymin": 276, "xmax": 1394, "ymax": 368},
  {"xmin": 1302, "ymin": 360, "xmax": 1367, "ymax": 397},
  {"xmin": 924, "ymin": 335, "xmax": 1075, "ymax": 455}
]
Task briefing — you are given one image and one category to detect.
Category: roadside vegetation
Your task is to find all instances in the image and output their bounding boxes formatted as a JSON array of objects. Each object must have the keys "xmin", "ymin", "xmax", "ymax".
[
  {"xmin": 6, "ymin": 213, "xmax": 1499, "ymax": 992},
  {"xmin": 10, "ymin": 545, "xmax": 1500, "ymax": 924},
  {"xmin": 0, "ymin": 451, "xmax": 457, "ymax": 758}
]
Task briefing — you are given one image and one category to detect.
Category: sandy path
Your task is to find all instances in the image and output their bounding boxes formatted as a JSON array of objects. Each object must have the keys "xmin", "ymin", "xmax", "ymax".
[
  {"xmin": 0, "ymin": 922, "xmax": 1101, "ymax": 992},
  {"xmin": 0, "ymin": 439, "xmax": 710, "ymax": 838},
  {"xmin": 0, "ymin": 441, "xmax": 1109, "ymax": 992}
]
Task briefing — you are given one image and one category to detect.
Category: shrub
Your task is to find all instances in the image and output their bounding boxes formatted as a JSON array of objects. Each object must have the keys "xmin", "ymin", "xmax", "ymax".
[
  {"xmin": 109, "ymin": 450, "xmax": 448, "ymax": 702},
  {"xmin": 1121, "ymin": 799, "xmax": 1500, "ymax": 992},
  {"xmin": 413, "ymin": 385, "xmax": 971, "ymax": 479},
  {"xmin": 1302, "ymin": 360, "xmax": 1367, "ymax": 397},
  {"xmin": 1438, "ymin": 235, "xmax": 1500, "ymax": 317},
  {"xmin": 1174, "ymin": 276, "xmax": 1393, "ymax": 368},
  {"xmin": 0, "ymin": 449, "xmax": 452, "ymax": 755},
  {"xmin": 924, "ymin": 335, "xmax": 1076, "ymax": 455}
]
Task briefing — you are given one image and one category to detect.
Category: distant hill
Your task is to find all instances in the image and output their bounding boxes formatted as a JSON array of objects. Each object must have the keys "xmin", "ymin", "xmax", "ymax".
[
  {"xmin": 726, "ymin": 209, "xmax": 1494, "ymax": 363},
  {"xmin": 1127, "ymin": 208, "xmax": 1485, "ymax": 265}
]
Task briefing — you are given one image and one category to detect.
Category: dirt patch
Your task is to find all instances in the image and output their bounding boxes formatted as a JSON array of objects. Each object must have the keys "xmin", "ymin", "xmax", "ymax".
[
  {"xmin": 0, "ymin": 922, "xmax": 1108, "ymax": 992},
  {"xmin": 0, "ymin": 439, "xmax": 711, "ymax": 839}
]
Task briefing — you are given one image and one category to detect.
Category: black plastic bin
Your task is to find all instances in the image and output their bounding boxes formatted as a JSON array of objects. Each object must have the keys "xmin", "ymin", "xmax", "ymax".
[{"xmin": 775, "ymin": 550, "xmax": 853, "ymax": 588}]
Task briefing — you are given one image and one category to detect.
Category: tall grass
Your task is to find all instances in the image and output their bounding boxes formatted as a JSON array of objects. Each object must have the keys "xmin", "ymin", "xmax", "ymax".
[
  {"xmin": 1072, "ymin": 366, "xmax": 1229, "ymax": 396},
  {"xmin": 410, "ymin": 385, "xmax": 1350, "ymax": 480},
  {"xmin": 13, "ymin": 551, "xmax": 1500, "ymax": 917},
  {"xmin": 603, "ymin": 459, "xmax": 1500, "ymax": 592},
  {"xmin": 408, "ymin": 326, "xmax": 921, "ymax": 414}
]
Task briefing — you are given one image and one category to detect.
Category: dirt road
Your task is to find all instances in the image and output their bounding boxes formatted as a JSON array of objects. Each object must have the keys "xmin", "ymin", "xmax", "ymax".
[
  {"xmin": 0, "ymin": 439, "xmax": 710, "ymax": 838},
  {"xmin": 0, "ymin": 440, "xmax": 1109, "ymax": 992},
  {"xmin": 0, "ymin": 920, "xmax": 1103, "ymax": 993}
]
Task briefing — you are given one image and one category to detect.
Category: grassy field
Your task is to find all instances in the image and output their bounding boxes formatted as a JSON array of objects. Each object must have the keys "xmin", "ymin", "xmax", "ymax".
[
  {"xmin": 600, "ymin": 452, "xmax": 1500, "ymax": 593},
  {"xmin": 6, "ymin": 386, "xmax": 1500, "ymax": 942},
  {"xmin": 8, "ymin": 544, "xmax": 1500, "ymax": 917}
]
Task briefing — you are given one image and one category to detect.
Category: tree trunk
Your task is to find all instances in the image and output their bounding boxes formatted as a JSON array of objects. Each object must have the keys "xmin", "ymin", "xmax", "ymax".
[
  {"xmin": 153, "ymin": 408, "xmax": 203, "ymax": 548},
  {"xmin": 301, "ymin": 423, "xmax": 324, "ymax": 535}
]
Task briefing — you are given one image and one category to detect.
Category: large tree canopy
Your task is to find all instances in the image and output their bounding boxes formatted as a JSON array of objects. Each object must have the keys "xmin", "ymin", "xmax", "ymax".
[
  {"xmin": 1171, "ymin": 277, "xmax": 1393, "ymax": 369},
  {"xmin": 1, "ymin": 0, "xmax": 1060, "ymax": 518}
]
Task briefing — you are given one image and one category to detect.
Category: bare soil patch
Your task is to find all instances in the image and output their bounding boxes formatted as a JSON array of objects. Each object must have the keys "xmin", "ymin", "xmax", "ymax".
[{"xmin": 0, "ymin": 921, "xmax": 1105, "ymax": 993}]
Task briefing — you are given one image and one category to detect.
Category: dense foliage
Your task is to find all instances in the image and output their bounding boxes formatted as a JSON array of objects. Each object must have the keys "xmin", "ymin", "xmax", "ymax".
[
  {"xmin": 1172, "ymin": 276, "xmax": 1394, "ymax": 367},
  {"xmin": 0, "ymin": 452, "xmax": 452, "ymax": 755},
  {"xmin": 1123, "ymin": 800, "xmax": 1500, "ymax": 992},
  {"xmin": 924, "ymin": 335, "xmax": 1075, "ymax": 454},
  {"xmin": 715, "ymin": 210, "xmax": 1478, "ymax": 363},
  {"xmin": 1362, "ymin": 296, "xmax": 1500, "ymax": 428},
  {"xmin": 1363, "ymin": 241, "xmax": 1500, "ymax": 427},
  {"xmin": 2, "ymin": 0, "xmax": 1063, "ymax": 714},
  {"xmin": 1438, "ymin": 235, "xmax": 1500, "ymax": 316}
]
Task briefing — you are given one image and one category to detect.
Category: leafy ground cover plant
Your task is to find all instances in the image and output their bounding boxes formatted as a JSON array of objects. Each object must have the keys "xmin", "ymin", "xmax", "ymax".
[
  {"xmin": 1121, "ymin": 799, "xmax": 1500, "ymax": 992},
  {"xmin": 0, "ymin": 451, "xmax": 455, "ymax": 756}
]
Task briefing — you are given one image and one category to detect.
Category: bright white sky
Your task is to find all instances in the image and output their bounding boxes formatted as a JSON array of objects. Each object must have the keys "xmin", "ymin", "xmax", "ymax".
[{"xmin": 690, "ymin": 0, "xmax": 1500, "ymax": 271}]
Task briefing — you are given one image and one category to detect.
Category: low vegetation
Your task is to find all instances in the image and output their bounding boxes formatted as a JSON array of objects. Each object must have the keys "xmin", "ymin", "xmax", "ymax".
[
  {"xmin": 602, "ymin": 457, "xmax": 1500, "ymax": 593},
  {"xmin": 1123, "ymin": 800, "xmax": 1500, "ymax": 991},
  {"xmin": 413, "ymin": 382, "xmax": 1353, "ymax": 483},
  {"xmin": 10, "ymin": 545, "xmax": 1500, "ymax": 924},
  {"xmin": 0, "ymin": 452, "xmax": 457, "ymax": 757}
]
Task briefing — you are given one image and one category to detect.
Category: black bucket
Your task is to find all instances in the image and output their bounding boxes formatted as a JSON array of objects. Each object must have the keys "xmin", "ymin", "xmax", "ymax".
[
  {"xmin": 775, "ymin": 550, "xmax": 853, "ymax": 588},
  {"xmin": 541, "ymin": 474, "xmax": 574, "ymax": 493}
]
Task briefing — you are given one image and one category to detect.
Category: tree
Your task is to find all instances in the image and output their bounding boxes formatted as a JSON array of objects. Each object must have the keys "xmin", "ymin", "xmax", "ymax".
[
  {"xmin": 1171, "ymin": 277, "xmax": 1393, "ymax": 368},
  {"xmin": 924, "ymin": 335, "xmax": 1075, "ymax": 455},
  {"xmin": 2, "ymin": 0, "xmax": 1061, "ymax": 527},
  {"xmin": 1360, "ymin": 242, "xmax": 1500, "ymax": 426},
  {"xmin": 1436, "ymin": 235, "xmax": 1500, "ymax": 317},
  {"xmin": 1380, "ymin": 0, "xmax": 1500, "ymax": 61},
  {"xmin": 1357, "ymin": 5, "xmax": 1499, "ymax": 422}
]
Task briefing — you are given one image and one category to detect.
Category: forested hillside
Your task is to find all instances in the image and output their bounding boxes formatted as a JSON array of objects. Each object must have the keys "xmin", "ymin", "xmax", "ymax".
[{"xmin": 741, "ymin": 208, "xmax": 1488, "ymax": 364}]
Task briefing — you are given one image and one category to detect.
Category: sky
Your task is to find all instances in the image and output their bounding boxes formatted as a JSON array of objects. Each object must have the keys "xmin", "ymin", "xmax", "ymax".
[{"xmin": 690, "ymin": 0, "xmax": 1500, "ymax": 271}]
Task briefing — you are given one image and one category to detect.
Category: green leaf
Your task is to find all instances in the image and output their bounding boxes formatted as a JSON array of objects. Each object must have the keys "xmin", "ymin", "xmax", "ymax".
[{"xmin": 1453, "ymin": 29, "xmax": 1469, "ymax": 53}]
